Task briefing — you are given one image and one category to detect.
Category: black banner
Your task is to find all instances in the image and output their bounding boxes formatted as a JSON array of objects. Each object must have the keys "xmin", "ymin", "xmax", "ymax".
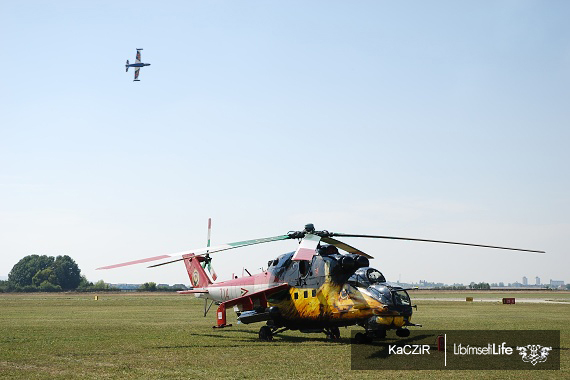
[{"xmin": 351, "ymin": 330, "xmax": 560, "ymax": 370}]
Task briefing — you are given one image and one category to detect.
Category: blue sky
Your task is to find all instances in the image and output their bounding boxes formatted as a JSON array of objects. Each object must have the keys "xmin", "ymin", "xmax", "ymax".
[{"xmin": 1, "ymin": 1, "xmax": 568, "ymax": 285}]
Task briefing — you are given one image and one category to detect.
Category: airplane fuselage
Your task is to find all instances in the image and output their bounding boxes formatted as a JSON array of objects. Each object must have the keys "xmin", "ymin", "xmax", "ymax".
[{"xmin": 126, "ymin": 63, "xmax": 151, "ymax": 68}]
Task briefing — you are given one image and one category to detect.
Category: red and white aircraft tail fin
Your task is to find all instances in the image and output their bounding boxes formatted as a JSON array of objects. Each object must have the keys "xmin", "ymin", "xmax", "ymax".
[
  {"xmin": 178, "ymin": 218, "xmax": 218, "ymax": 288},
  {"xmin": 183, "ymin": 254, "xmax": 214, "ymax": 288}
]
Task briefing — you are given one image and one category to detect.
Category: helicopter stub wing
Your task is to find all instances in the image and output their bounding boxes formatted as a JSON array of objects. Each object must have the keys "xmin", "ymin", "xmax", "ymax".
[
  {"xmin": 214, "ymin": 283, "xmax": 290, "ymax": 328},
  {"xmin": 292, "ymin": 233, "xmax": 321, "ymax": 261},
  {"xmin": 218, "ymin": 283, "xmax": 290, "ymax": 309},
  {"xmin": 320, "ymin": 236, "xmax": 374, "ymax": 259}
]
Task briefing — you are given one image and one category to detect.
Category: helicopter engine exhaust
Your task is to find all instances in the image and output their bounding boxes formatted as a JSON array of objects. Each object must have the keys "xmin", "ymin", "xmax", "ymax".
[{"xmin": 339, "ymin": 254, "xmax": 369, "ymax": 271}]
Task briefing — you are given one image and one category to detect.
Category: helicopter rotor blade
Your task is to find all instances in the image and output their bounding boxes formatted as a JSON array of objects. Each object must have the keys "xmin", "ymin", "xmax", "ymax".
[
  {"xmin": 320, "ymin": 237, "xmax": 374, "ymax": 259},
  {"xmin": 292, "ymin": 234, "xmax": 321, "ymax": 261},
  {"xmin": 147, "ymin": 234, "xmax": 293, "ymax": 267},
  {"xmin": 97, "ymin": 223, "xmax": 545, "ymax": 271},
  {"xmin": 329, "ymin": 233, "xmax": 545, "ymax": 254},
  {"xmin": 97, "ymin": 234, "xmax": 292, "ymax": 270},
  {"xmin": 96, "ymin": 255, "xmax": 175, "ymax": 270}
]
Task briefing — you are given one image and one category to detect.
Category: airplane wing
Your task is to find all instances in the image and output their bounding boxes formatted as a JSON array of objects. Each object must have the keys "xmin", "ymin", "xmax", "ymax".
[
  {"xmin": 134, "ymin": 67, "xmax": 140, "ymax": 81},
  {"xmin": 135, "ymin": 49, "xmax": 142, "ymax": 63}
]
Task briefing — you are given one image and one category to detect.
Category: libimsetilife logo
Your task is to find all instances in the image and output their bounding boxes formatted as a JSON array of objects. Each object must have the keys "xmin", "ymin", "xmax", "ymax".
[
  {"xmin": 516, "ymin": 344, "xmax": 552, "ymax": 366},
  {"xmin": 453, "ymin": 342, "xmax": 513, "ymax": 355}
]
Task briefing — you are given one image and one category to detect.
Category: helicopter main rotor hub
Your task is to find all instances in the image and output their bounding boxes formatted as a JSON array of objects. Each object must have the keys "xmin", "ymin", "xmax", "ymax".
[{"xmin": 287, "ymin": 224, "xmax": 334, "ymax": 240}]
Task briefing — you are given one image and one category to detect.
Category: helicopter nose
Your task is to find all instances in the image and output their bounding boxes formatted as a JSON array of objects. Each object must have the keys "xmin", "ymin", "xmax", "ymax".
[{"xmin": 368, "ymin": 284, "xmax": 393, "ymax": 305}]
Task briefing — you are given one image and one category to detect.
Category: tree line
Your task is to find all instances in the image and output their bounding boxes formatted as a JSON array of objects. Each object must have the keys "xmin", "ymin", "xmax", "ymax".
[
  {"xmin": 0, "ymin": 254, "xmax": 110, "ymax": 292},
  {"xmin": 0, "ymin": 255, "xmax": 186, "ymax": 293}
]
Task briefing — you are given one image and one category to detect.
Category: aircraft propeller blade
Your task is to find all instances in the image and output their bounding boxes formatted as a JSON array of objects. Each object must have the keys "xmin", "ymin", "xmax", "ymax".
[
  {"xmin": 328, "ymin": 233, "xmax": 545, "ymax": 254},
  {"xmin": 292, "ymin": 234, "xmax": 321, "ymax": 261}
]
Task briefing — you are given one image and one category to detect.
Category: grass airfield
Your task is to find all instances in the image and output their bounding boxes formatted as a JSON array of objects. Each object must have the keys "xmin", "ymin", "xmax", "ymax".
[{"xmin": 0, "ymin": 291, "xmax": 568, "ymax": 379}]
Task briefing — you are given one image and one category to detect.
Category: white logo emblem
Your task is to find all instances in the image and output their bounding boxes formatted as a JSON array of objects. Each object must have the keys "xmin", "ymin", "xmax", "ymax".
[{"xmin": 516, "ymin": 344, "xmax": 552, "ymax": 366}]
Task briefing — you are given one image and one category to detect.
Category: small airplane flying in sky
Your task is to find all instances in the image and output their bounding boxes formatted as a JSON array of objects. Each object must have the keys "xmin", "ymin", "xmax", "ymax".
[{"xmin": 125, "ymin": 49, "xmax": 151, "ymax": 81}]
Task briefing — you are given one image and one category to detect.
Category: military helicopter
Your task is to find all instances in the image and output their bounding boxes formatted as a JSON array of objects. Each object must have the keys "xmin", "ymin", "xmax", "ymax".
[{"xmin": 97, "ymin": 221, "xmax": 544, "ymax": 342}]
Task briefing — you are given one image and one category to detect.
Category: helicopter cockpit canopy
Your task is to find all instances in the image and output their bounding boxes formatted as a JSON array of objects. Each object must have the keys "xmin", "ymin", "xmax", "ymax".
[{"xmin": 348, "ymin": 267, "xmax": 386, "ymax": 288}]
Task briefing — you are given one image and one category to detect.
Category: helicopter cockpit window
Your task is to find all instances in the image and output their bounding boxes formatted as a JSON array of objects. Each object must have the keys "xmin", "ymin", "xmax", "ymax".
[
  {"xmin": 348, "ymin": 267, "xmax": 387, "ymax": 288},
  {"xmin": 394, "ymin": 290, "xmax": 411, "ymax": 306},
  {"xmin": 366, "ymin": 269, "xmax": 386, "ymax": 284},
  {"xmin": 367, "ymin": 284, "xmax": 392, "ymax": 305}
]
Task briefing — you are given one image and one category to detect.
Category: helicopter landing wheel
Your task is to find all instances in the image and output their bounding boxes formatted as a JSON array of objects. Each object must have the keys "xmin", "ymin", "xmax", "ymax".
[
  {"xmin": 259, "ymin": 326, "xmax": 273, "ymax": 341},
  {"xmin": 371, "ymin": 329, "xmax": 386, "ymax": 340},
  {"xmin": 396, "ymin": 328, "xmax": 410, "ymax": 338},
  {"xmin": 326, "ymin": 326, "xmax": 341, "ymax": 340},
  {"xmin": 353, "ymin": 332, "xmax": 372, "ymax": 344}
]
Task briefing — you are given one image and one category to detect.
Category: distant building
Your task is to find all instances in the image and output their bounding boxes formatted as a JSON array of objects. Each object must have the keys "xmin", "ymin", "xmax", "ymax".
[
  {"xmin": 535, "ymin": 276, "xmax": 541, "ymax": 285},
  {"xmin": 550, "ymin": 280, "xmax": 565, "ymax": 288},
  {"xmin": 522, "ymin": 276, "xmax": 528, "ymax": 285}
]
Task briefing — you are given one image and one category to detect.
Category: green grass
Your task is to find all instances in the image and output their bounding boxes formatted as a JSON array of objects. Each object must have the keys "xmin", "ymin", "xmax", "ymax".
[{"xmin": 0, "ymin": 292, "xmax": 568, "ymax": 379}]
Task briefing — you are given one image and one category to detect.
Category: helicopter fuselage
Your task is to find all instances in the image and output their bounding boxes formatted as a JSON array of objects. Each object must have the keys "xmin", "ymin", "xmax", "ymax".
[{"xmin": 192, "ymin": 249, "xmax": 415, "ymax": 335}]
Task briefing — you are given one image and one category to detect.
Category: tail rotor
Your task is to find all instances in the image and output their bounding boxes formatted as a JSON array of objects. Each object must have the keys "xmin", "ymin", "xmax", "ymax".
[{"xmin": 201, "ymin": 218, "xmax": 218, "ymax": 281}]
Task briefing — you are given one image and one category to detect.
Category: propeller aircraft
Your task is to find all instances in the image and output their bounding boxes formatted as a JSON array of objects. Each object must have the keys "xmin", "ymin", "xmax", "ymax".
[
  {"xmin": 125, "ymin": 48, "xmax": 151, "ymax": 82},
  {"xmin": 97, "ymin": 221, "xmax": 544, "ymax": 342}
]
